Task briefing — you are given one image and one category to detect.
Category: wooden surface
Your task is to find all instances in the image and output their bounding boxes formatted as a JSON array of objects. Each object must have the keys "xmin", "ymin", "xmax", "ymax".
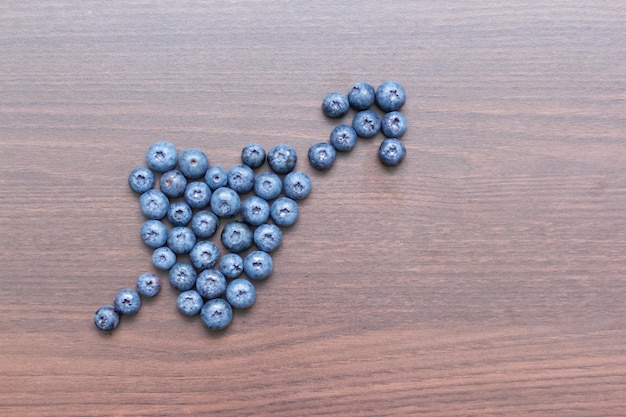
[{"xmin": 1, "ymin": 1, "xmax": 625, "ymax": 416}]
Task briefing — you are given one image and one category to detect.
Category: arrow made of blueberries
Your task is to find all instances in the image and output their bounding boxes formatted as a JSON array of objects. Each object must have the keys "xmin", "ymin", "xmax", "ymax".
[{"xmin": 94, "ymin": 80, "xmax": 407, "ymax": 333}]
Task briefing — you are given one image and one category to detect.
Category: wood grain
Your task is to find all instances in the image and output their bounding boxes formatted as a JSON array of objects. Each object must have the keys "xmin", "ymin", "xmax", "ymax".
[{"xmin": 1, "ymin": 1, "xmax": 625, "ymax": 416}]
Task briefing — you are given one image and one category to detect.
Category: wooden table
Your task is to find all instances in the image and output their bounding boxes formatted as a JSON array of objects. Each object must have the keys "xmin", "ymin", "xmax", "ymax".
[{"xmin": 1, "ymin": 1, "xmax": 624, "ymax": 415}]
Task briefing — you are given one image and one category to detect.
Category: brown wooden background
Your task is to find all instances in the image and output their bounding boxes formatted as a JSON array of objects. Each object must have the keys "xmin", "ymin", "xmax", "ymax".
[{"xmin": 1, "ymin": 1, "xmax": 625, "ymax": 416}]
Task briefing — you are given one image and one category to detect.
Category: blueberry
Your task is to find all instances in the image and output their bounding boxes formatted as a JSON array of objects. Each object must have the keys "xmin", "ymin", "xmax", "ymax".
[
  {"xmin": 189, "ymin": 241, "xmax": 220, "ymax": 270},
  {"xmin": 113, "ymin": 288, "xmax": 141, "ymax": 316},
  {"xmin": 200, "ymin": 298, "xmax": 233, "ymax": 331},
  {"xmin": 128, "ymin": 167, "xmax": 155, "ymax": 194},
  {"xmin": 204, "ymin": 165, "xmax": 228, "ymax": 190},
  {"xmin": 380, "ymin": 111, "xmax": 407, "ymax": 138},
  {"xmin": 378, "ymin": 138, "xmax": 406, "ymax": 166},
  {"xmin": 241, "ymin": 144, "xmax": 266, "ymax": 169},
  {"xmin": 254, "ymin": 172, "xmax": 283, "ymax": 201},
  {"xmin": 330, "ymin": 124, "xmax": 358, "ymax": 152},
  {"xmin": 167, "ymin": 201, "xmax": 193, "ymax": 227},
  {"xmin": 352, "ymin": 110, "xmax": 381, "ymax": 138},
  {"xmin": 167, "ymin": 226, "xmax": 196, "ymax": 254},
  {"xmin": 283, "ymin": 171, "xmax": 312, "ymax": 200},
  {"xmin": 152, "ymin": 246, "xmax": 177, "ymax": 270},
  {"xmin": 270, "ymin": 197, "xmax": 299, "ymax": 227},
  {"xmin": 227, "ymin": 164, "xmax": 255, "ymax": 194},
  {"xmin": 94, "ymin": 305, "xmax": 120, "ymax": 331},
  {"xmin": 136, "ymin": 272, "xmax": 161, "ymax": 297},
  {"xmin": 267, "ymin": 144, "xmax": 297, "ymax": 175},
  {"xmin": 178, "ymin": 148, "xmax": 209, "ymax": 179},
  {"xmin": 159, "ymin": 170, "xmax": 187, "ymax": 198},
  {"xmin": 146, "ymin": 141, "xmax": 178, "ymax": 173},
  {"xmin": 176, "ymin": 290, "xmax": 203, "ymax": 316},
  {"xmin": 243, "ymin": 250, "xmax": 273, "ymax": 281},
  {"xmin": 322, "ymin": 92, "xmax": 350, "ymax": 118},
  {"xmin": 241, "ymin": 195, "xmax": 270, "ymax": 226},
  {"xmin": 226, "ymin": 278, "xmax": 256, "ymax": 309},
  {"xmin": 376, "ymin": 80, "xmax": 406, "ymax": 112},
  {"xmin": 140, "ymin": 189, "xmax": 170, "ymax": 220},
  {"xmin": 210, "ymin": 187, "xmax": 241, "ymax": 218},
  {"xmin": 190, "ymin": 210, "xmax": 219, "ymax": 239},
  {"xmin": 219, "ymin": 253, "xmax": 244, "ymax": 279},
  {"xmin": 308, "ymin": 142, "xmax": 336, "ymax": 171},
  {"xmin": 195, "ymin": 269, "xmax": 227, "ymax": 300},
  {"xmin": 221, "ymin": 221, "xmax": 253, "ymax": 254},
  {"xmin": 184, "ymin": 181, "xmax": 212, "ymax": 209},
  {"xmin": 168, "ymin": 261, "xmax": 197, "ymax": 292},
  {"xmin": 253, "ymin": 223, "xmax": 283, "ymax": 253},
  {"xmin": 347, "ymin": 81, "xmax": 376, "ymax": 110},
  {"xmin": 140, "ymin": 219, "xmax": 168, "ymax": 248}
]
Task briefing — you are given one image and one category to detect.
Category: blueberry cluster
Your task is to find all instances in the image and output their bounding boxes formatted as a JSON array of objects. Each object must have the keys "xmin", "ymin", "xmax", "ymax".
[
  {"xmin": 314, "ymin": 80, "xmax": 407, "ymax": 168},
  {"xmin": 94, "ymin": 142, "xmax": 311, "ymax": 332}
]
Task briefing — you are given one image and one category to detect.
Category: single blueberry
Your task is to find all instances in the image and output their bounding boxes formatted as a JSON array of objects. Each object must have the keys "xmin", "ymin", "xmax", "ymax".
[
  {"xmin": 352, "ymin": 110, "xmax": 381, "ymax": 138},
  {"xmin": 184, "ymin": 181, "xmax": 212, "ymax": 209},
  {"xmin": 167, "ymin": 226, "xmax": 196, "ymax": 254},
  {"xmin": 270, "ymin": 197, "xmax": 299, "ymax": 227},
  {"xmin": 375, "ymin": 80, "xmax": 406, "ymax": 112},
  {"xmin": 380, "ymin": 111, "xmax": 407, "ymax": 138},
  {"xmin": 210, "ymin": 187, "xmax": 241, "ymax": 218},
  {"xmin": 140, "ymin": 219, "xmax": 168, "ymax": 249},
  {"xmin": 128, "ymin": 167, "xmax": 155, "ymax": 194},
  {"xmin": 136, "ymin": 272, "xmax": 161, "ymax": 297},
  {"xmin": 330, "ymin": 124, "xmax": 358, "ymax": 152},
  {"xmin": 167, "ymin": 201, "xmax": 193, "ymax": 227},
  {"xmin": 283, "ymin": 171, "xmax": 312, "ymax": 200},
  {"xmin": 146, "ymin": 141, "xmax": 178, "ymax": 173},
  {"xmin": 176, "ymin": 290, "xmax": 204, "ymax": 316},
  {"xmin": 378, "ymin": 138, "xmax": 406, "ymax": 166},
  {"xmin": 267, "ymin": 144, "xmax": 297, "ymax": 175},
  {"xmin": 204, "ymin": 165, "xmax": 228, "ymax": 190},
  {"xmin": 243, "ymin": 250, "xmax": 273, "ymax": 281},
  {"xmin": 113, "ymin": 288, "xmax": 141, "ymax": 316},
  {"xmin": 195, "ymin": 269, "xmax": 227, "ymax": 300},
  {"xmin": 221, "ymin": 221, "xmax": 253, "ymax": 254},
  {"xmin": 322, "ymin": 92, "xmax": 350, "ymax": 118},
  {"xmin": 190, "ymin": 210, "xmax": 219, "ymax": 239},
  {"xmin": 253, "ymin": 223, "xmax": 283, "ymax": 253},
  {"xmin": 308, "ymin": 142, "xmax": 336, "ymax": 171},
  {"xmin": 347, "ymin": 81, "xmax": 376, "ymax": 110},
  {"xmin": 152, "ymin": 246, "xmax": 177, "ymax": 271},
  {"xmin": 189, "ymin": 241, "xmax": 220, "ymax": 270},
  {"xmin": 94, "ymin": 305, "xmax": 120, "ymax": 331},
  {"xmin": 159, "ymin": 170, "xmax": 187, "ymax": 198},
  {"xmin": 201, "ymin": 298, "xmax": 233, "ymax": 331},
  {"xmin": 140, "ymin": 189, "xmax": 170, "ymax": 220},
  {"xmin": 254, "ymin": 172, "xmax": 283, "ymax": 201},
  {"xmin": 227, "ymin": 164, "xmax": 255, "ymax": 194},
  {"xmin": 168, "ymin": 261, "xmax": 197, "ymax": 292},
  {"xmin": 241, "ymin": 144, "xmax": 266, "ymax": 169},
  {"xmin": 226, "ymin": 278, "xmax": 256, "ymax": 309},
  {"xmin": 219, "ymin": 253, "xmax": 244, "ymax": 279},
  {"xmin": 241, "ymin": 195, "xmax": 270, "ymax": 226},
  {"xmin": 178, "ymin": 148, "xmax": 209, "ymax": 179}
]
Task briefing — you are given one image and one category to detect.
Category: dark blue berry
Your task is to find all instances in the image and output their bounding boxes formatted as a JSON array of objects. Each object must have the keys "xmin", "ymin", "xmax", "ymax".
[
  {"xmin": 167, "ymin": 201, "xmax": 193, "ymax": 227},
  {"xmin": 189, "ymin": 241, "xmax": 220, "ymax": 270},
  {"xmin": 330, "ymin": 124, "xmax": 358, "ymax": 152},
  {"xmin": 270, "ymin": 197, "xmax": 299, "ymax": 227},
  {"xmin": 128, "ymin": 167, "xmax": 155, "ymax": 194},
  {"xmin": 94, "ymin": 305, "xmax": 120, "ymax": 331},
  {"xmin": 219, "ymin": 253, "xmax": 244, "ymax": 279},
  {"xmin": 227, "ymin": 164, "xmax": 255, "ymax": 194},
  {"xmin": 241, "ymin": 144, "xmax": 266, "ymax": 168},
  {"xmin": 177, "ymin": 290, "xmax": 203, "ymax": 316},
  {"xmin": 136, "ymin": 273, "xmax": 161, "ymax": 297},
  {"xmin": 201, "ymin": 298, "xmax": 233, "ymax": 331},
  {"xmin": 146, "ymin": 142, "xmax": 177, "ymax": 173},
  {"xmin": 308, "ymin": 142, "xmax": 336, "ymax": 170},
  {"xmin": 178, "ymin": 149, "xmax": 209, "ymax": 179},
  {"xmin": 254, "ymin": 172, "xmax": 283, "ymax": 201},
  {"xmin": 241, "ymin": 196, "xmax": 270, "ymax": 226},
  {"xmin": 204, "ymin": 166, "xmax": 228, "ymax": 190},
  {"xmin": 243, "ymin": 250, "xmax": 273, "ymax": 281},
  {"xmin": 376, "ymin": 80, "xmax": 406, "ymax": 112},
  {"xmin": 352, "ymin": 110, "xmax": 381, "ymax": 138},
  {"xmin": 159, "ymin": 170, "xmax": 187, "ymax": 198},
  {"xmin": 322, "ymin": 92, "xmax": 350, "ymax": 118},
  {"xmin": 152, "ymin": 246, "xmax": 177, "ymax": 270},
  {"xmin": 210, "ymin": 187, "xmax": 241, "ymax": 218},
  {"xmin": 167, "ymin": 226, "xmax": 196, "ymax": 254},
  {"xmin": 380, "ymin": 111, "xmax": 407, "ymax": 138},
  {"xmin": 140, "ymin": 219, "xmax": 168, "ymax": 249},
  {"xmin": 378, "ymin": 138, "xmax": 406, "ymax": 166},
  {"xmin": 253, "ymin": 223, "xmax": 283, "ymax": 253},
  {"xmin": 114, "ymin": 288, "xmax": 141, "ymax": 316},
  {"xmin": 140, "ymin": 189, "xmax": 170, "ymax": 220},
  {"xmin": 226, "ymin": 278, "xmax": 256, "ymax": 309},
  {"xmin": 184, "ymin": 181, "xmax": 212, "ymax": 209},
  {"xmin": 190, "ymin": 210, "xmax": 219, "ymax": 239},
  {"xmin": 267, "ymin": 144, "xmax": 297, "ymax": 174},
  {"xmin": 347, "ymin": 82, "xmax": 376, "ymax": 110},
  {"xmin": 283, "ymin": 171, "xmax": 312, "ymax": 200},
  {"xmin": 169, "ymin": 261, "xmax": 197, "ymax": 292},
  {"xmin": 221, "ymin": 221, "xmax": 253, "ymax": 254},
  {"xmin": 195, "ymin": 269, "xmax": 227, "ymax": 300}
]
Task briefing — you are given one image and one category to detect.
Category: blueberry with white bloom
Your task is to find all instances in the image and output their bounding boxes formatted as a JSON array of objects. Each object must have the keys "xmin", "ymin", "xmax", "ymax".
[
  {"xmin": 254, "ymin": 172, "xmax": 283, "ymax": 201},
  {"xmin": 267, "ymin": 144, "xmax": 297, "ymax": 174},
  {"xmin": 189, "ymin": 241, "xmax": 220, "ymax": 270},
  {"xmin": 322, "ymin": 92, "xmax": 350, "ymax": 118},
  {"xmin": 241, "ymin": 195, "xmax": 270, "ymax": 226},
  {"xmin": 167, "ymin": 201, "xmax": 193, "ymax": 227},
  {"xmin": 226, "ymin": 278, "xmax": 256, "ymax": 309},
  {"xmin": 241, "ymin": 144, "xmax": 266, "ymax": 169},
  {"xmin": 375, "ymin": 80, "xmax": 406, "ymax": 112},
  {"xmin": 380, "ymin": 111, "xmax": 407, "ymax": 138},
  {"xmin": 243, "ymin": 251, "xmax": 273, "ymax": 281},
  {"xmin": 253, "ymin": 223, "xmax": 283, "ymax": 253},
  {"xmin": 195, "ymin": 269, "xmax": 227, "ymax": 300},
  {"xmin": 146, "ymin": 141, "xmax": 177, "ymax": 173},
  {"xmin": 152, "ymin": 246, "xmax": 176, "ymax": 270},
  {"xmin": 184, "ymin": 181, "xmax": 211, "ymax": 209},
  {"xmin": 378, "ymin": 138, "xmax": 406, "ymax": 167},
  {"xmin": 352, "ymin": 110, "xmax": 381, "ymax": 138},
  {"xmin": 177, "ymin": 290, "xmax": 203, "ymax": 316},
  {"xmin": 94, "ymin": 305, "xmax": 119, "ymax": 331},
  {"xmin": 204, "ymin": 165, "xmax": 228, "ymax": 190},
  {"xmin": 201, "ymin": 298, "xmax": 233, "ymax": 331},
  {"xmin": 128, "ymin": 167, "xmax": 155, "ymax": 193},
  {"xmin": 227, "ymin": 164, "xmax": 255, "ymax": 194},
  {"xmin": 330, "ymin": 124, "xmax": 358, "ymax": 152},
  {"xmin": 190, "ymin": 210, "xmax": 219, "ymax": 239},
  {"xmin": 136, "ymin": 273, "xmax": 161, "ymax": 297},
  {"xmin": 159, "ymin": 170, "xmax": 187, "ymax": 199},
  {"xmin": 140, "ymin": 219, "xmax": 168, "ymax": 248},
  {"xmin": 219, "ymin": 253, "xmax": 244, "ymax": 279},
  {"xmin": 283, "ymin": 171, "xmax": 312, "ymax": 200},
  {"xmin": 347, "ymin": 81, "xmax": 376, "ymax": 110},
  {"xmin": 308, "ymin": 142, "xmax": 336, "ymax": 171},
  {"xmin": 113, "ymin": 288, "xmax": 141, "ymax": 316},
  {"xmin": 167, "ymin": 227, "xmax": 196, "ymax": 254},
  {"xmin": 270, "ymin": 197, "xmax": 299, "ymax": 227},
  {"xmin": 178, "ymin": 148, "xmax": 209, "ymax": 179},
  {"xmin": 169, "ymin": 261, "xmax": 197, "ymax": 292},
  {"xmin": 210, "ymin": 187, "xmax": 241, "ymax": 218},
  {"xmin": 221, "ymin": 221, "xmax": 253, "ymax": 254},
  {"xmin": 140, "ymin": 189, "xmax": 170, "ymax": 220}
]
